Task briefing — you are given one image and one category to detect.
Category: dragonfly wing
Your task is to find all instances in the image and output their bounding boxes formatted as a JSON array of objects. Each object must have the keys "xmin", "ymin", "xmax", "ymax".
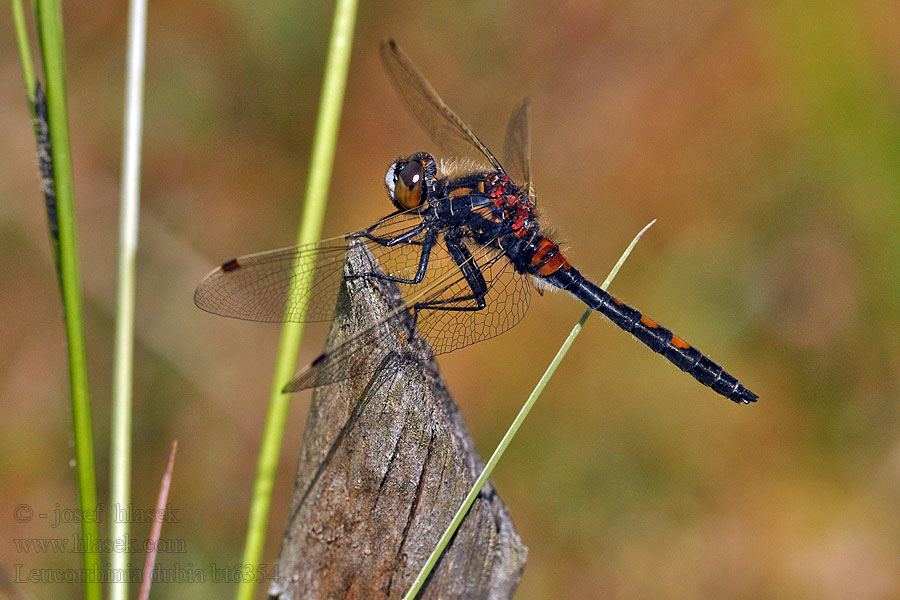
[
  {"xmin": 193, "ymin": 241, "xmax": 349, "ymax": 323},
  {"xmin": 194, "ymin": 211, "xmax": 440, "ymax": 323},
  {"xmin": 282, "ymin": 239, "xmax": 424, "ymax": 391},
  {"xmin": 415, "ymin": 237, "xmax": 532, "ymax": 355},
  {"xmin": 503, "ymin": 99, "xmax": 536, "ymax": 204},
  {"xmin": 284, "ymin": 311, "xmax": 417, "ymax": 391},
  {"xmin": 284, "ymin": 232, "xmax": 532, "ymax": 391},
  {"xmin": 381, "ymin": 39, "xmax": 505, "ymax": 173}
]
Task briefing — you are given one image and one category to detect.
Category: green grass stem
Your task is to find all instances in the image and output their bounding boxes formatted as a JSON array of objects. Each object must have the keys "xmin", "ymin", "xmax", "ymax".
[
  {"xmin": 10, "ymin": 0, "xmax": 36, "ymax": 107},
  {"xmin": 31, "ymin": 1, "xmax": 101, "ymax": 598},
  {"xmin": 403, "ymin": 220, "xmax": 656, "ymax": 600},
  {"xmin": 234, "ymin": 1, "xmax": 358, "ymax": 598},
  {"xmin": 109, "ymin": 0, "xmax": 148, "ymax": 598}
]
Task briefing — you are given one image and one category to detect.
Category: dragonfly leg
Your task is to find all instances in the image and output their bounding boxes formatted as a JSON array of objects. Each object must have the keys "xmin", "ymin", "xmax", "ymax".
[
  {"xmin": 411, "ymin": 233, "xmax": 488, "ymax": 325},
  {"xmin": 360, "ymin": 219, "xmax": 428, "ymax": 246},
  {"xmin": 346, "ymin": 226, "xmax": 438, "ymax": 285}
]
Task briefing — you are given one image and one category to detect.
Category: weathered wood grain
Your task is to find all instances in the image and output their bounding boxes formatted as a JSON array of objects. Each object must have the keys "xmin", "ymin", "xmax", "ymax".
[{"xmin": 269, "ymin": 241, "xmax": 526, "ymax": 600}]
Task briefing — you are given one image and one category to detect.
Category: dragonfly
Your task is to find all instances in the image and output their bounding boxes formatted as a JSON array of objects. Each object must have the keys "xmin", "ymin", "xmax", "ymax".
[{"xmin": 194, "ymin": 39, "xmax": 758, "ymax": 404}]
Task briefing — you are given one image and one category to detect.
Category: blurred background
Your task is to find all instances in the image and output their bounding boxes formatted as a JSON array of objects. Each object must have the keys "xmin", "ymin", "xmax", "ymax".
[{"xmin": 2, "ymin": 1, "xmax": 900, "ymax": 598}]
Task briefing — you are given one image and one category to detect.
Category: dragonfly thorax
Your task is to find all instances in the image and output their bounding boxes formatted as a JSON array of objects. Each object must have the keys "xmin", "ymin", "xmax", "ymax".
[{"xmin": 385, "ymin": 152, "xmax": 441, "ymax": 211}]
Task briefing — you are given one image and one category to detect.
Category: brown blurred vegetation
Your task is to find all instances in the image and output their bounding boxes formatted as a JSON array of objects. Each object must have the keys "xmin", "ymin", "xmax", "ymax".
[{"xmin": 2, "ymin": 1, "xmax": 900, "ymax": 598}]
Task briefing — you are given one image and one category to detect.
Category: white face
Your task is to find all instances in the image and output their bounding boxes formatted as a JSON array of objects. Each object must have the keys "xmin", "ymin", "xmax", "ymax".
[{"xmin": 384, "ymin": 161, "xmax": 400, "ymax": 198}]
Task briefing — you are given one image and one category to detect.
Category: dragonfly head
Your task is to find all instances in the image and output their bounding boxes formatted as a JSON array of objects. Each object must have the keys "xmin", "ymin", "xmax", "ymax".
[{"xmin": 385, "ymin": 152, "xmax": 441, "ymax": 211}]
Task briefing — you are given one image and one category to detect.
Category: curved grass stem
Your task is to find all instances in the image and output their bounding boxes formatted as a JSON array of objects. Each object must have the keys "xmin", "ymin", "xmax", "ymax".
[{"xmin": 403, "ymin": 220, "xmax": 656, "ymax": 600}]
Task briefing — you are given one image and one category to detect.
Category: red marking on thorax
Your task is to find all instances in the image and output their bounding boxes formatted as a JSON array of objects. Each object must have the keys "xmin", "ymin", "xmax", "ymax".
[
  {"xmin": 511, "ymin": 202, "xmax": 530, "ymax": 237},
  {"xmin": 488, "ymin": 173, "xmax": 510, "ymax": 203},
  {"xmin": 484, "ymin": 172, "xmax": 535, "ymax": 237}
]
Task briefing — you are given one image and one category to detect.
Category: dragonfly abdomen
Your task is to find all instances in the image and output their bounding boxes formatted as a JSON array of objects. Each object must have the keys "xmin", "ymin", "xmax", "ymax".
[{"xmin": 541, "ymin": 261, "xmax": 758, "ymax": 404}]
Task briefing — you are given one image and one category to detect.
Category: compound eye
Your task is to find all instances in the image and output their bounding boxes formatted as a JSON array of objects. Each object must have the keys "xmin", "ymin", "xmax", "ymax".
[
  {"xmin": 399, "ymin": 161, "xmax": 423, "ymax": 190},
  {"xmin": 394, "ymin": 161, "xmax": 425, "ymax": 209}
]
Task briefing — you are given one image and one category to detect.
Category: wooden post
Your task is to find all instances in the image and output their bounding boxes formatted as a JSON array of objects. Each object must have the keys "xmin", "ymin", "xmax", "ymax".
[{"xmin": 269, "ymin": 242, "xmax": 527, "ymax": 599}]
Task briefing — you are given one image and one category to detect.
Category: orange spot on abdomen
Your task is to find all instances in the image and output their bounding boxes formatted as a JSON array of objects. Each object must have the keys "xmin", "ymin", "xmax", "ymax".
[
  {"xmin": 537, "ymin": 250, "xmax": 571, "ymax": 276},
  {"xmin": 671, "ymin": 335, "xmax": 690, "ymax": 349},
  {"xmin": 640, "ymin": 315, "xmax": 659, "ymax": 329},
  {"xmin": 529, "ymin": 238, "xmax": 556, "ymax": 267}
]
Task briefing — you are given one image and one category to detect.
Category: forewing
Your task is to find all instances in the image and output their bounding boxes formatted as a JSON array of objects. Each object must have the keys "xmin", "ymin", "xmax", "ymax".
[
  {"xmin": 503, "ymin": 99, "xmax": 536, "ymax": 203},
  {"xmin": 381, "ymin": 39, "xmax": 504, "ymax": 173},
  {"xmin": 194, "ymin": 241, "xmax": 347, "ymax": 323},
  {"xmin": 194, "ymin": 211, "xmax": 441, "ymax": 323}
]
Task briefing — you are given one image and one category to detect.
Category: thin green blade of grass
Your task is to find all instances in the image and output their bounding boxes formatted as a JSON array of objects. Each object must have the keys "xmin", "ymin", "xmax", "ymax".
[
  {"xmin": 10, "ymin": 0, "xmax": 36, "ymax": 108},
  {"xmin": 110, "ymin": 0, "xmax": 148, "ymax": 598},
  {"xmin": 29, "ymin": 1, "xmax": 101, "ymax": 599},
  {"xmin": 403, "ymin": 220, "xmax": 656, "ymax": 600},
  {"xmin": 234, "ymin": 1, "xmax": 359, "ymax": 599},
  {"xmin": 13, "ymin": 2, "xmax": 60, "ymax": 269}
]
